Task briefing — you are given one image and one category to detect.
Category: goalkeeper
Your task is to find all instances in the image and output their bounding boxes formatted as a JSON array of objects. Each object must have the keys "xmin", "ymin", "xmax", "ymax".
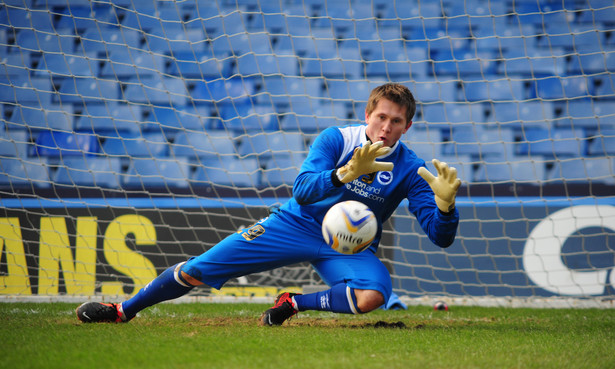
[{"xmin": 76, "ymin": 83, "xmax": 461, "ymax": 326}]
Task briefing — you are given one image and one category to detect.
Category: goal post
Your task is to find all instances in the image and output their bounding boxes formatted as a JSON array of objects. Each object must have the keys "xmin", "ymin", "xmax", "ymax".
[{"xmin": 0, "ymin": 0, "xmax": 614, "ymax": 308}]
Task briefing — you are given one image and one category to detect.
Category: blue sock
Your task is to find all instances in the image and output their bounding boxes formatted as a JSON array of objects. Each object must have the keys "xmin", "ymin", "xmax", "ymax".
[
  {"xmin": 121, "ymin": 263, "xmax": 193, "ymax": 320},
  {"xmin": 293, "ymin": 283, "xmax": 362, "ymax": 314}
]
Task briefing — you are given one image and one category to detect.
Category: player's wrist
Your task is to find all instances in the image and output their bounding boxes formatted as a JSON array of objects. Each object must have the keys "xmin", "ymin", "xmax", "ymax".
[{"xmin": 332, "ymin": 169, "xmax": 344, "ymax": 187}]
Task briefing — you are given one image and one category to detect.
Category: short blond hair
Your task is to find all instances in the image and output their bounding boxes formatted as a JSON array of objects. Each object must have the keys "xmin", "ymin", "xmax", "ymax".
[{"xmin": 365, "ymin": 83, "xmax": 416, "ymax": 124}]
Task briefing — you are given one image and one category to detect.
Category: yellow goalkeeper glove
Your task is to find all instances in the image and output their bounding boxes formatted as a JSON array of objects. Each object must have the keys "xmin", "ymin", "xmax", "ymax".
[
  {"xmin": 417, "ymin": 159, "xmax": 461, "ymax": 213},
  {"xmin": 336, "ymin": 141, "xmax": 394, "ymax": 184}
]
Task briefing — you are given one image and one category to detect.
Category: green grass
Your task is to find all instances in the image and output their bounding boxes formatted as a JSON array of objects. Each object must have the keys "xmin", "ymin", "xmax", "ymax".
[{"xmin": 1, "ymin": 302, "xmax": 614, "ymax": 369}]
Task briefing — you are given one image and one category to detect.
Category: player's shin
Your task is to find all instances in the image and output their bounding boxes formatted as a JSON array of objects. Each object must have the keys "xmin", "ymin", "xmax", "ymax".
[
  {"xmin": 293, "ymin": 283, "xmax": 362, "ymax": 314},
  {"xmin": 120, "ymin": 262, "xmax": 194, "ymax": 320}
]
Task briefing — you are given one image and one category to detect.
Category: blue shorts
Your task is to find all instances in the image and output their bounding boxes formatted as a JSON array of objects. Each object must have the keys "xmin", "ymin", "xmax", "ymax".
[{"xmin": 182, "ymin": 211, "xmax": 392, "ymax": 301}]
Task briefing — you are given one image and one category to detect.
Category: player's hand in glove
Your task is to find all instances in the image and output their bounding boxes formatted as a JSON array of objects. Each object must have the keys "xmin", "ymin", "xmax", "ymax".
[
  {"xmin": 336, "ymin": 141, "xmax": 394, "ymax": 184},
  {"xmin": 417, "ymin": 159, "xmax": 461, "ymax": 213}
]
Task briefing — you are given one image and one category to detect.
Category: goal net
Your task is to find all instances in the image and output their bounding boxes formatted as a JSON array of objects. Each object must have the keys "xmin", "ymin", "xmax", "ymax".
[{"xmin": 1, "ymin": 0, "xmax": 614, "ymax": 308}]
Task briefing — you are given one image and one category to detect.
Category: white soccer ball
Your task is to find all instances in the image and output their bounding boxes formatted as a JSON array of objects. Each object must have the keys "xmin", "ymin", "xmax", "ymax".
[{"xmin": 321, "ymin": 200, "xmax": 378, "ymax": 255}]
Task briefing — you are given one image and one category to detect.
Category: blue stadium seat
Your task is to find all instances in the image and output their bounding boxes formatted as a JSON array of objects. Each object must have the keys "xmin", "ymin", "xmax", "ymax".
[
  {"xmin": 0, "ymin": 157, "xmax": 50, "ymax": 188},
  {"xmin": 217, "ymin": 104, "xmax": 279, "ymax": 132},
  {"xmin": 550, "ymin": 157, "xmax": 615, "ymax": 184},
  {"xmin": 407, "ymin": 27, "xmax": 470, "ymax": 52},
  {"xmin": 0, "ymin": 53, "xmax": 31, "ymax": 78},
  {"xmin": 167, "ymin": 50, "xmax": 233, "ymax": 78},
  {"xmin": 34, "ymin": 53, "xmax": 99, "ymax": 78},
  {"xmin": 472, "ymin": 24, "xmax": 536, "ymax": 52},
  {"xmin": 0, "ymin": 77, "xmax": 56, "ymax": 106},
  {"xmin": 1, "ymin": 7, "xmax": 55, "ymax": 31},
  {"xmin": 432, "ymin": 50, "xmax": 497, "ymax": 76},
  {"xmin": 76, "ymin": 103, "xmax": 141, "ymax": 133},
  {"xmin": 123, "ymin": 77, "xmax": 188, "ymax": 105},
  {"xmin": 192, "ymin": 157, "xmax": 261, "ymax": 187},
  {"xmin": 256, "ymin": 76, "xmax": 323, "ymax": 107},
  {"xmin": 249, "ymin": 9, "xmax": 288, "ymax": 33},
  {"xmin": 461, "ymin": 77, "xmax": 526, "ymax": 102},
  {"xmin": 8, "ymin": 104, "xmax": 73, "ymax": 131},
  {"xmin": 101, "ymin": 51, "xmax": 165, "ymax": 78},
  {"xmin": 568, "ymin": 48, "xmax": 615, "ymax": 74},
  {"xmin": 53, "ymin": 157, "xmax": 122, "ymax": 188},
  {"xmin": 300, "ymin": 48, "xmax": 363, "ymax": 79},
  {"xmin": 587, "ymin": 129, "xmax": 615, "ymax": 156},
  {"xmin": 486, "ymin": 101, "xmax": 555, "ymax": 130},
  {"xmin": 533, "ymin": 76, "xmax": 591, "ymax": 100},
  {"xmin": 238, "ymin": 132, "xmax": 307, "ymax": 159},
  {"xmin": 102, "ymin": 132, "xmax": 169, "ymax": 158},
  {"xmin": 261, "ymin": 154, "xmax": 306, "ymax": 186},
  {"xmin": 15, "ymin": 29, "xmax": 78, "ymax": 54},
  {"xmin": 402, "ymin": 129, "xmax": 443, "ymax": 160},
  {"xmin": 33, "ymin": 131, "xmax": 100, "ymax": 157},
  {"xmin": 56, "ymin": 5, "xmax": 119, "ymax": 30},
  {"xmin": 79, "ymin": 27, "xmax": 142, "ymax": 55},
  {"xmin": 537, "ymin": 23, "xmax": 605, "ymax": 50},
  {"xmin": 475, "ymin": 156, "xmax": 547, "ymax": 182},
  {"xmin": 143, "ymin": 28, "xmax": 207, "ymax": 54},
  {"xmin": 0, "ymin": 130, "xmax": 29, "ymax": 158},
  {"xmin": 517, "ymin": 128, "xmax": 587, "ymax": 157},
  {"xmin": 123, "ymin": 158, "xmax": 191, "ymax": 188},
  {"xmin": 236, "ymin": 52, "xmax": 299, "ymax": 76},
  {"xmin": 58, "ymin": 77, "xmax": 121, "ymax": 104},
  {"xmin": 365, "ymin": 47, "xmax": 429, "ymax": 79},
  {"xmin": 189, "ymin": 77, "xmax": 256, "ymax": 105},
  {"xmin": 498, "ymin": 48, "xmax": 567, "ymax": 76},
  {"xmin": 280, "ymin": 114, "xmax": 332, "ymax": 132},
  {"xmin": 555, "ymin": 101, "xmax": 615, "ymax": 129},
  {"xmin": 142, "ymin": 105, "xmax": 211, "ymax": 132},
  {"xmin": 422, "ymin": 103, "xmax": 485, "ymax": 129},
  {"xmin": 405, "ymin": 78, "xmax": 458, "ymax": 103},
  {"xmin": 211, "ymin": 32, "xmax": 274, "ymax": 57},
  {"xmin": 444, "ymin": 127, "xmax": 515, "ymax": 158},
  {"xmin": 172, "ymin": 131, "xmax": 239, "ymax": 158},
  {"xmin": 323, "ymin": 80, "xmax": 371, "ymax": 104},
  {"xmin": 291, "ymin": 28, "xmax": 338, "ymax": 57}
]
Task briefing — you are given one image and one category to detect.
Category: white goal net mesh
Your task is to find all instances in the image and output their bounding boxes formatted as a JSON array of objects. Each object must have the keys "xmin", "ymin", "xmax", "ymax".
[{"xmin": 1, "ymin": 0, "xmax": 614, "ymax": 307}]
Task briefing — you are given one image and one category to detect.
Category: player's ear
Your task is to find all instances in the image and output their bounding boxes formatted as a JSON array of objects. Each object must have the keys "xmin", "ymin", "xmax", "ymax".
[{"xmin": 403, "ymin": 121, "xmax": 413, "ymax": 133}]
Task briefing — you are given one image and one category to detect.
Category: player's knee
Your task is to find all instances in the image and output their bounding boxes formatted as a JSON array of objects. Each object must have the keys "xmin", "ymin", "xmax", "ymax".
[
  {"xmin": 354, "ymin": 289, "xmax": 385, "ymax": 313},
  {"xmin": 180, "ymin": 270, "xmax": 204, "ymax": 286}
]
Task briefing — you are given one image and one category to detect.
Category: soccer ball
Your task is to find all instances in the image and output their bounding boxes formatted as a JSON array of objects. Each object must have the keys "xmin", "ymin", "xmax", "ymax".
[
  {"xmin": 321, "ymin": 200, "xmax": 377, "ymax": 255},
  {"xmin": 434, "ymin": 301, "xmax": 449, "ymax": 311}
]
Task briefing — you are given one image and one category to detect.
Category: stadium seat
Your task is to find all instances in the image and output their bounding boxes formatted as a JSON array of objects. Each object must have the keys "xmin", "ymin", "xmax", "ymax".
[
  {"xmin": 189, "ymin": 77, "xmax": 255, "ymax": 105},
  {"xmin": 192, "ymin": 157, "xmax": 261, "ymax": 187},
  {"xmin": 533, "ymin": 76, "xmax": 591, "ymax": 100},
  {"xmin": 486, "ymin": 101, "xmax": 555, "ymax": 130},
  {"xmin": 406, "ymin": 78, "xmax": 458, "ymax": 103},
  {"xmin": 300, "ymin": 48, "xmax": 363, "ymax": 79},
  {"xmin": 498, "ymin": 48, "xmax": 567, "ymax": 76},
  {"xmin": 8, "ymin": 104, "xmax": 73, "ymax": 131},
  {"xmin": 0, "ymin": 157, "xmax": 51, "ymax": 188},
  {"xmin": 79, "ymin": 27, "xmax": 142, "ymax": 55},
  {"xmin": 407, "ymin": 27, "xmax": 470, "ymax": 53},
  {"xmin": 422, "ymin": 103, "xmax": 485, "ymax": 129},
  {"xmin": 0, "ymin": 77, "xmax": 56, "ymax": 106},
  {"xmin": 0, "ymin": 130, "xmax": 29, "ymax": 158},
  {"xmin": 256, "ymin": 76, "xmax": 323, "ymax": 107},
  {"xmin": 461, "ymin": 77, "xmax": 526, "ymax": 102},
  {"xmin": 166, "ymin": 50, "xmax": 233, "ymax": 78},
  {"xmin": 123, "ymin": 158, "xmax": 191, "ymax": 188},
  {"xmin": 432, "ymin": 50, "xmax": 497, "ymax": 76},
  {"xmin": 402, "ymin": 129, "xmax": 443, "ymax": 160},
  {"xmin": 172, "ymin": 130, "xmax": 239, "ymax": 158},
  {"xmin": 101, "ymin": 51, "xmax": 165, "ymax": 78},
  {"xmin": 238, "ymin": 132, "xmax": 307, "ymax": 159},
  {"xmin": 142, "ymin": 105, "xmax": 211, "ymax": 132},
  {"xmin": 211, "ymin": 32, "xmax": 274, "ymax": 57},
  {"xmin": 0, "ymin": 53, "xmax": 31, "ymax": 78},
  {"xmin": 34, "ymin": 53, "xmax": 99, "ymax": 78},
  {"xmin": 261, "ymin": 154, "xmax": 306, "ymax": 186},
  {"xmin": 143, "ymin": 28, "xmax": 207, "ymax": 54},
  {"xmin": 0, "ymin": 7, "xmax": 55, "ymax": 31},
  {"xmin": 291, "ymin": 28, "xmax": 338, "ymax": 57},
  {"xmin": 587, "ymin": 129, "xmax": 615, "ymax": 156},
  {"xmin": 474, "ymin": 156, "xmax": 547, "ymax": 182},
  {"xmin": 33, "ymin": 131, "xmax": 100, "ymax": 157},
  {"xmin": 444, "ymin": 127, "xmax": 515, "ymax": 158},
  {"xmin": 58, "ymin": 77, "xmax": 121, "ymax": 104},
  {"xmin": 249, "ymin": 9, "xmax": 288, "ymax": 33},
  {"xmin": 550, "ymin": 157, "xmax": 615, "ymax": 184},
  {"xmin": 55, "ymin": 5, "xmax": 119, "ymax": 30},
  {"xmin": 517, "ymin": 128, "xmax": 587, "ymax": 157},
  {"xmin": 123, "ymin": 77, "xmax": 188, "ymax": 105},
  {"xmin": 236, "ymin": 52, "xmax": 299, "ymax": 77},
  {"xmin": 323, "ymin": 80, "xmax": 371, "ymax": 104},
  {"xmin": 555, "ymin": 101, "xmax": 615, "ymax": 129},
  {"xmin": 537, "ymin": 23, "xmax": 605, "ymax": 50},
  {"xmin": 102, "ymin": 132, "xmax": 169, "ymax": 158},
  {"xmin": 365, "ymin": 47, "xmax": 429, "ymax": 79},
  {"xmin": 217, "ymin": 104, "xmax": 279, "ymax": 132},
  {"xmin": 53, "ymin": 157, "xmax": 122, "ymax": 188},
  {"xmin": 568, "ymin": 48, "xmax": 615, "ymax": 74},
  {"xmin": 15, "ymin": 29, "xmax": 79, "ymax": 54},
  {"xmin": 76, "ymin": 103, "xmax": 142, "ymax": 133}
]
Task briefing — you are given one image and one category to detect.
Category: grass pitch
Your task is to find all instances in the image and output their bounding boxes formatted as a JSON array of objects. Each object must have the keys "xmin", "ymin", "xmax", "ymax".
[{"xmin": 1, "ymin": 302, "xmax": 614, "ymax": 369}]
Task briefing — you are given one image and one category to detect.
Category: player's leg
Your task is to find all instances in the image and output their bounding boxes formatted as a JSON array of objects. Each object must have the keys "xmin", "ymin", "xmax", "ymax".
[{"xmin": 260, "ymin": 248, "xmax": 391, "ymax": 325}]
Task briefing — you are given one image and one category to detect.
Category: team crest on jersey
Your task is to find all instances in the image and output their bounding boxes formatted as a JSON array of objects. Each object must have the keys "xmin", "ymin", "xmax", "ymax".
[{"xmin": 377, "ymin": 171, "xmax": 393, "ymax": 185}]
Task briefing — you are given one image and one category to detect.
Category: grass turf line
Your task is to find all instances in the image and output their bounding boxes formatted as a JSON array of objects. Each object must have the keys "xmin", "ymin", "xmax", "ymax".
[{"xmin": 1, "ymin": 302, "xmax": 614, "ymax": 369}]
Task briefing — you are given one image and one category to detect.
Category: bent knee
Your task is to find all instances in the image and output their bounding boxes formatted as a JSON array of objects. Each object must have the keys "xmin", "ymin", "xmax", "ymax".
[
  {"xmin": 180, "ymin": 270, "xmax": 204, "ymax": 286},
  {"xmin": 354, "ymin": 289, "xmax": 385, "ymax": 313}
]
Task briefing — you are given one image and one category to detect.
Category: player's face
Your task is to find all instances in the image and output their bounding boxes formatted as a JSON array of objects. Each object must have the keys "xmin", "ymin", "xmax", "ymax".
[{"xmin": 365, "ymin": 98, "xmax": 412, "ymax": 147}]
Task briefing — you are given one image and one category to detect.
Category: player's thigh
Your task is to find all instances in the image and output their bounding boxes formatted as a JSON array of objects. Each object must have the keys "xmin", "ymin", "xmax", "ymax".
[
  {"xmin": 183, "ymin": 215, "xmax": 320, "ymax": 288},
  {"xmin": 312, "ymin": 250, "xmax": 392, "ymax": 301}
]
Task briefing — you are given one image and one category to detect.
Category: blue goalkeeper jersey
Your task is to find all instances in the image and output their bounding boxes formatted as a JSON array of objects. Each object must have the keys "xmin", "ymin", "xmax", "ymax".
[{"xmin": 278, "ymin": 124, "xmax": 459, "ymax": 252}]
